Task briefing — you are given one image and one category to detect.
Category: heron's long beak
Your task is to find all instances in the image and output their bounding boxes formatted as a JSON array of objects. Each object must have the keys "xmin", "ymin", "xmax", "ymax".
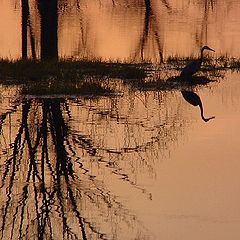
[{"xmin": 208, "ymin": 47, "xmax": 215, "ymax": 52}]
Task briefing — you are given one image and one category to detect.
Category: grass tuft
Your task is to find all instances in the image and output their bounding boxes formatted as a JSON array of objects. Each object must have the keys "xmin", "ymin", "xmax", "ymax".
[{"xmin": 0, "ymin": 58, "xmax": 147, "ymax": 83}]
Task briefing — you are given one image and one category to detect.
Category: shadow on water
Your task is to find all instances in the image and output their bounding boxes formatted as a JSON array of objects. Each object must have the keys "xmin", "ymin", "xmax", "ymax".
[
  {"xmin": 124, "ymin": 73, "xmax": 215, "ymax": 92},
  {"xmin": 181, "ymin": 90, "xmax": 215, "ymax": 122}
]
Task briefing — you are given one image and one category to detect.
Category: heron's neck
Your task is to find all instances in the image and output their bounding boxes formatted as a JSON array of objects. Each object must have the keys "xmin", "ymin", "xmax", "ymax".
[
  {"xmin": 199, "ymin": 102, "xmax": 215, "ymax": 122},
  {"xmin": 199, "ymin": 103, "xmax": 206, "ymax": 121},
  {"xmin": 200, "ymin": 49, "xmax": 205, "ymax": 61}
]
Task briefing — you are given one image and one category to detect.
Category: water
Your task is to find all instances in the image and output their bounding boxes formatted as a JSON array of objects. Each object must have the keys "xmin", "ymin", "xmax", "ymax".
[
  {"xmin": 1, "ymin": 0, "xmax": 240, "ymax": 239},
  {"xmin": 1, "ymin": 0, "xmax": 240, "ymax": 60},
  {"xmin": 1, "ymin": 71, "xmax": 240, "ymax": 239}
]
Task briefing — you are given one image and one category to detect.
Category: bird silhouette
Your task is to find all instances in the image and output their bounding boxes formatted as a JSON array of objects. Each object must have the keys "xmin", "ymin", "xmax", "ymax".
[
  {"xmin": 181, "ymin": 90, "xmax": 215, "ymax": 122},
  {"xmin": 180, "ymin": 46, "xmax": 215, "ymax": 78}
]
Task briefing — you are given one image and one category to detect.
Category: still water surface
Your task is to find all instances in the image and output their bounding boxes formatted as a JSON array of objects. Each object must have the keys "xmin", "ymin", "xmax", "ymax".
[
  {"xmin": 1, "ymin": 71, "xmax": 240, "ymax": 239},
  {"xmin": 1, "ymin": 0, "xmax": 240, "ymax": 239},
  {"xmin": 1, "ymin": 0, "xmax": 240, "ymax": 60}
]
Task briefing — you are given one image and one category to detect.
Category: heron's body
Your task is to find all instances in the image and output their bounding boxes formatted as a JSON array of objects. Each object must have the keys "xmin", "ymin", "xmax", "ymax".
[
  {"xmin": 180, "ymin": 59, "xmax": 202, "ymax": 77},
  {"xmin": 180, "ymin": 46, "xmax": 215, "ymax": 77},
  {"xmin": 181, "ymin": 91, "xmax": 201, "ymax": 106}
]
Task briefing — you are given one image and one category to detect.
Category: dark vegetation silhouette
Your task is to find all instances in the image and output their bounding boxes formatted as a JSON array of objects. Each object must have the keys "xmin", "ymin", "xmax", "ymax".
[
  {"xmin": 21, "ymin": 0, "xmax": 36, "ymax": 59},
  {"xmin": 38, "ymin": 0, "xmax": 58, "ymax": 59},
  {"xmin": 0, "ymin": 99, "xmax": 89, "ymax": 239},
  {"xmin": 21, "ymin": 0, "xmax": 58, "ymax": 59}
]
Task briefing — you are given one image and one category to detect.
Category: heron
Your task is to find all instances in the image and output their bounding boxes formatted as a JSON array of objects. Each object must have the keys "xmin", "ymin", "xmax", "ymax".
[
  {"xmin": 180, "ymin": 46, "xmax": 215, "ymax": 78},
  {"xmin": 181, "ymin": 90, "xmax": 215, "ymax": 122}
]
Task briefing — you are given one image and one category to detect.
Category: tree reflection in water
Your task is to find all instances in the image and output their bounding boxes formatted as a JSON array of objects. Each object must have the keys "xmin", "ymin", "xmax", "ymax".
[{"xmin": 0, "ymin": 88, "xmax": 183, "ymax": 239}]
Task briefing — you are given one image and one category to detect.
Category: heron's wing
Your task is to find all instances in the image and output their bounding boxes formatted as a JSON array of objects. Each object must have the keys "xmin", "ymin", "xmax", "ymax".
[{"xmin": 180, "ymin": 59, "xmax": 201, "ymax": 76}]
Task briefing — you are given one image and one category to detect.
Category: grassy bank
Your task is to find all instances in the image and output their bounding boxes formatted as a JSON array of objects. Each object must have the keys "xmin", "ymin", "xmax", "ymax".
[
  {"xmin": 0, "ymin": 59, "xmax": 148, "ymax": 95},
  {"xmin": 1, "ymin": 56, "xmax": 239, "ymax": 82},
  {"xmin": 0, "ymin": 59, "xmax": 148, "ymax": 83},
  {"xmin": 0, "ymin": 56, "xmax": 239, "ymax": 95}
]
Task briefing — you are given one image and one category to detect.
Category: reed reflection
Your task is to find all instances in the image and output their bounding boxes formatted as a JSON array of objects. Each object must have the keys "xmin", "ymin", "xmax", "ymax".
[
  {"xmin": 0, "ymin": 86, "xmax": 186, "ymax": 239},
  {"xmin": 0, "ymin": 98, "xmax": 145, "ymax": 239},
  {"xmin": 3, "ymin": 0, "xmax": 240, "ymax": 60},
  {"xmin": 181, "ymin": 90, "xmax": 215, "ymax": 122},
  {"xmin": 21, "ymin": 0, "xmax": 171, "ymax": 61},
  {"xmin": 197, "ymin": 0, "xmax": 216, "ymax": 48},
  {"xmin": 132, "ymin": 0, "xmax": 172, "ymax": 62}
]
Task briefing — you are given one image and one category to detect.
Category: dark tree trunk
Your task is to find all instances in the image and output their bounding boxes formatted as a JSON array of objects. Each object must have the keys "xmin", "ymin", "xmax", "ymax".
[
  {"xmin": 21, "ymin": 0, "xmax": 29, "ymax": 59},
  {"xmin": 38, "ymin": 0, "xmax": 58, "ymax": 60}
]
